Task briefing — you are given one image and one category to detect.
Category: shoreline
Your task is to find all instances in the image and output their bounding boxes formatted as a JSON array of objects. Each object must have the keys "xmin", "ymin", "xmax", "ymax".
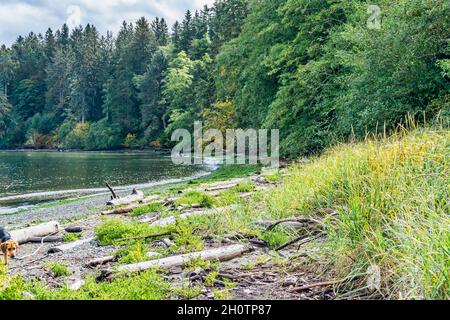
[
  {"xmin": 0, "ymin": 147, "xmax": 173, "ymax": 153},
  {"xmin": 0, "ymin": 157, "xmax": 245, "ymax": 228},
  {"xmin": 0, "ymin": 155, "xmax": 220, "ymax": 219}
]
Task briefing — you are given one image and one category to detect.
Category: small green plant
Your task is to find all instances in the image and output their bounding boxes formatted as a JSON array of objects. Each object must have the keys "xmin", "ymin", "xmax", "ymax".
[
  {"xmin": 176, "ymin": 191, "xmax": 216, "ymax": 208},
  {"xmin": 45, "ymin": 261, "xmax": 70, "ymax": 278},
  {"xmin": 184, "ymin": 257, "xmax": 219, "ymax": 273},
  {"xmin": 263, "ymin": 171, "xmax": 282, "ymax": 183},
  {"xmin": 0, "ymin": 264, "xmax": 25, "ymax": 300},
  {"xmin": 241, "ymin": 261, "xmax": 256, "ymax": 270},
  {"xmin": 115, "ymin": 242, "xmax": 149, "ymax": 264},
  {"xmin": 204, "ymin": 271, "xmax": 219, "ymax": 286},
  {"xmin": 195, "ymin": 165, "xmax": 261, "ymax": 183},
  {"xmin": 27, "ymin": 270, "xmax": 170, "ymax": 300},
  {"xmin": 63, "ymin": 233, "xmax": 82, "ymax": 242},
  {"xmin": 95, "ymin": 217, "xmax": 169, "ymax": 245},
  {"xmin": 172, "ymin": 285, "xmax": 203, "ymax": 299},
  {"xmin": 260, "ymin": 230, "xmax": 290, "ymax": 250},
  {"xmin": 216, "ymin": 189, "xmax": 241, "ymax": 206},
  {"xmin": 130, "ymin": 203, "xmax": 164, "ymax": 217},
  {"xmin": 172, "ymin": 219, "xmax": 205, "ymax": 253},
  {"xmin": 234, "ymin": 182, "xmax": 255, "ymax": 193},
  {"xmin": 213, "ymin": 280, "xmax": 236, "ymax": 300}
]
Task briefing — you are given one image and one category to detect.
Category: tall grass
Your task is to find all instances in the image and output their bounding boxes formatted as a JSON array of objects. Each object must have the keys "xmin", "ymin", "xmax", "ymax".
[{"xmin": 261, "ymin": 128, "xmax": 449, "ymax": 299}]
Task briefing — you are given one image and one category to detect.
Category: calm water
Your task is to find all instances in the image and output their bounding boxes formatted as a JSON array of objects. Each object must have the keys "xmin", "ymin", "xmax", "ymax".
[{"xmin": 0, "ymin": 151, "xmax": 212, "ymax": 213}]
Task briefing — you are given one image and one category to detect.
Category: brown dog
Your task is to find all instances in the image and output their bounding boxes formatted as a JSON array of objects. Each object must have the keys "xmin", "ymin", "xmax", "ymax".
[
  {"xmin": 0, "ymin": 227, "xmax": 18, "ymax": 265},
  {"xmin": 1, "ymin": 240, "xmax": 18, "ymax": 265}
]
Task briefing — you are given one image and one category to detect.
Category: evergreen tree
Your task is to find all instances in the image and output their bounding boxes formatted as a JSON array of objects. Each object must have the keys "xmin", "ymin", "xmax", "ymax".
[
  {"xmin": 138, "ymin": 48, "xmax": 170, "ymax": 140},
  {"xmin": 130, "ymin": 17, "xmax": 156, "ymax": 75},
  {"xmin": 172, "ymin": 21, "xmax": 182, "ymax": 53},
  {"xmin": 45, "ymin": 47, "xmax": 72, "ymax": 116},
  {"xmin": 180, "ymin": 10, "xmax": 194, "ymax": 52},
  {"xmin": 103, "ymin": 22, "xmax": 140, "ymax": 135},
  {"xmin": 152, "ymin": 17, "xmax": 169, "ymax": 46},
  {"xmin": 0, "ymin": 46, "xmax": 15, "ymax": 97},
  {"xmin": 0, "ymin": 0, "xmax": 447, "ymax": 154},
  {"xmin": 56, "ymin": 24, "xmax": 70, "ymax": 48},
  {"xmin": 44, "ymin": 28, "xmax": 56, "ymax": 61},
  {"xmin": 68, "ymin": 24, "xmax": 104, "ymax": 122}
]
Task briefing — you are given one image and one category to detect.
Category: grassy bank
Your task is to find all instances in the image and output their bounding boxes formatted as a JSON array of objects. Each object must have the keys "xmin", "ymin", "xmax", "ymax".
[
  {"xmin": 0, "ymin": 128, "xmax": 448, "ymax": 300},
  {"xmin": 262, "ymin": 127, "xmax": 449, "ymax": 299}
]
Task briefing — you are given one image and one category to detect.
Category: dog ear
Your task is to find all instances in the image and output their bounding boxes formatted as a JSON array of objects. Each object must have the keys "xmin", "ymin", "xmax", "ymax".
[
  {"xmin": 0, "ymin": 243, "xmax": 7, "ymax": 253},
  {"xmin": 13, "ymin": 241, "xmax": 18, "ymax": 248}
]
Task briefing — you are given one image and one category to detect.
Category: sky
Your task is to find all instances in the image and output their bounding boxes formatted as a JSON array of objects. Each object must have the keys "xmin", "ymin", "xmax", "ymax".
[{"xmin": 0, "ymin": 0, "xmax": 215, "ymax": 46}]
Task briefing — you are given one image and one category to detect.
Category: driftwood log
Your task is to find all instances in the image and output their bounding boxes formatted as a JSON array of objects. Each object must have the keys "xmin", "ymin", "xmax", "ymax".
[
  {"xmin": 85, "ymin": 256, "xmax": 115, "ymax": 268},
  {"xmin": 107, "ymin": 189, "xmax": 144, "ymax": 206},
  {"xmin": 48, "ymin": 237, "xmax": 94, "ymax": 254},
  {"xmin": 100, "ymin": 244, "xmax": 249, "ymax": 280},
  {"xmin": 102, "ymin": 195, "xmax": 160, "ymax": 215},
  {"xmin": 150, "ymin": 206, "xmax": 236, "ymax": 228},
  {"xmin": 106, "ymin": 182, "xmax": 119, "ymax": 200},
  {"xmin": 139, "ymin": 214, "xmax": 160, "ymax": 223},
  {"xmin": 27, "ymin": 236, "xmax": 64, "ymax": 243},
  {"xmin": 205, "ymin": 183, "xmax": 238, "ymax": 192},
  {"xmin": 10, "ymin": 221, "xmax": 60, "ymax": 244}
]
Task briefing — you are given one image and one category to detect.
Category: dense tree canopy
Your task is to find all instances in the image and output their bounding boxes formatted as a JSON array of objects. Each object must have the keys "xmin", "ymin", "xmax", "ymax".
[{"xmin": 0, "ymin": 0, "xmax": 447, "ymax": 157}]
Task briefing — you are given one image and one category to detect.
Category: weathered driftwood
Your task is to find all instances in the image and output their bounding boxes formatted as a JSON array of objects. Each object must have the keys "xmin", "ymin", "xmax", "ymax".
[
  {"xmin": 150, "ymin": 206, "xmax": 235, "ymax": 228},
  {"xmin": 102, "ymin": 206, "xmax": 134, "ymax": 215},
  {"xmin": 101, "ymin": 195, "xmax": 160, "ymax": 215},
  {"xmin": 106, "ymin": 182, "xmax": 119, "ymax": 200},
  {"xmin": 106, "ymin": 189, "xmax": 144, "ymax": 206},
  {"xmin": 48, "ymin": 237, "xmax": 94, "ymax": 254},
  {"xmin": 139, "ymin": 214, "xmax": 160, "ymax": 223},
  {"xmin": 85, "ymin": 256, "xmax": 115, "ymax": 268},
  {"xmin": 10, "ymin": 221, "xmax": 60, "ymax": 244},
  {"xmin": 239, "ymin": 192, "xmax": 254, "ymax": 199},
  {"xmin": 161, "ymin": 238, "xmax": 174, "ymax": 248},
  {"xmin": 177, "ymin": 203, "xmax": 203, "ymax": 210},
  {"xmin": 101, "ymin": 244, "xmax": 249, "ymax": 279},
  {"xmin": 205, "ymin": 183, "xmax": 238, "ymax": 192},
  {"xmin": 27, "ymin": 236, "xmax": 64, "ymax": 243}
]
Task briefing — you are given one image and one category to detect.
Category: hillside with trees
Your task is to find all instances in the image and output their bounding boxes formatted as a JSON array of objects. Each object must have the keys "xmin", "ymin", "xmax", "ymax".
[{"xmin": 0, "ymin": 0, "xmax": 448, "ymax": 157}]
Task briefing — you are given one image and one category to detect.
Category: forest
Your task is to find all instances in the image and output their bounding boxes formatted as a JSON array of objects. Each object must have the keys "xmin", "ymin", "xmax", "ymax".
[{"xmin": 0, "ymin": 0, "xmax": 448, "ymax": 157}]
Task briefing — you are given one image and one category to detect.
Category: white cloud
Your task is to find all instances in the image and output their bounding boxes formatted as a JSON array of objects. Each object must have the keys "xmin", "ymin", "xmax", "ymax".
[{"xmin": 0, "ymin": 0, "xmax": 216, "ymax": 46}]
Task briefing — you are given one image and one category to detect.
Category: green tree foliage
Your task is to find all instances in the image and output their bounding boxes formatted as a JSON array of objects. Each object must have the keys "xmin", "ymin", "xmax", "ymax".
[
  {"xmin": 0, "ymin": 92, "xmax": 12, "ymax": 139},
  {"xmin": 0, "ymin": 0, "xmax": 447, "ymax": 156},
  {"xmin": 333, "ymin": 0, "xmax": 450, "ymax": 136},
  {"xmin": 216, "ymin": 0, "xmax": 284, "ymax": 128},
  {"xmin": 218, "ymin": 0, "xmax": 449, "ymax": 157},
  {"xmin": 209, "ymin": 0, "xmax": 249, "ymax": 53}
]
